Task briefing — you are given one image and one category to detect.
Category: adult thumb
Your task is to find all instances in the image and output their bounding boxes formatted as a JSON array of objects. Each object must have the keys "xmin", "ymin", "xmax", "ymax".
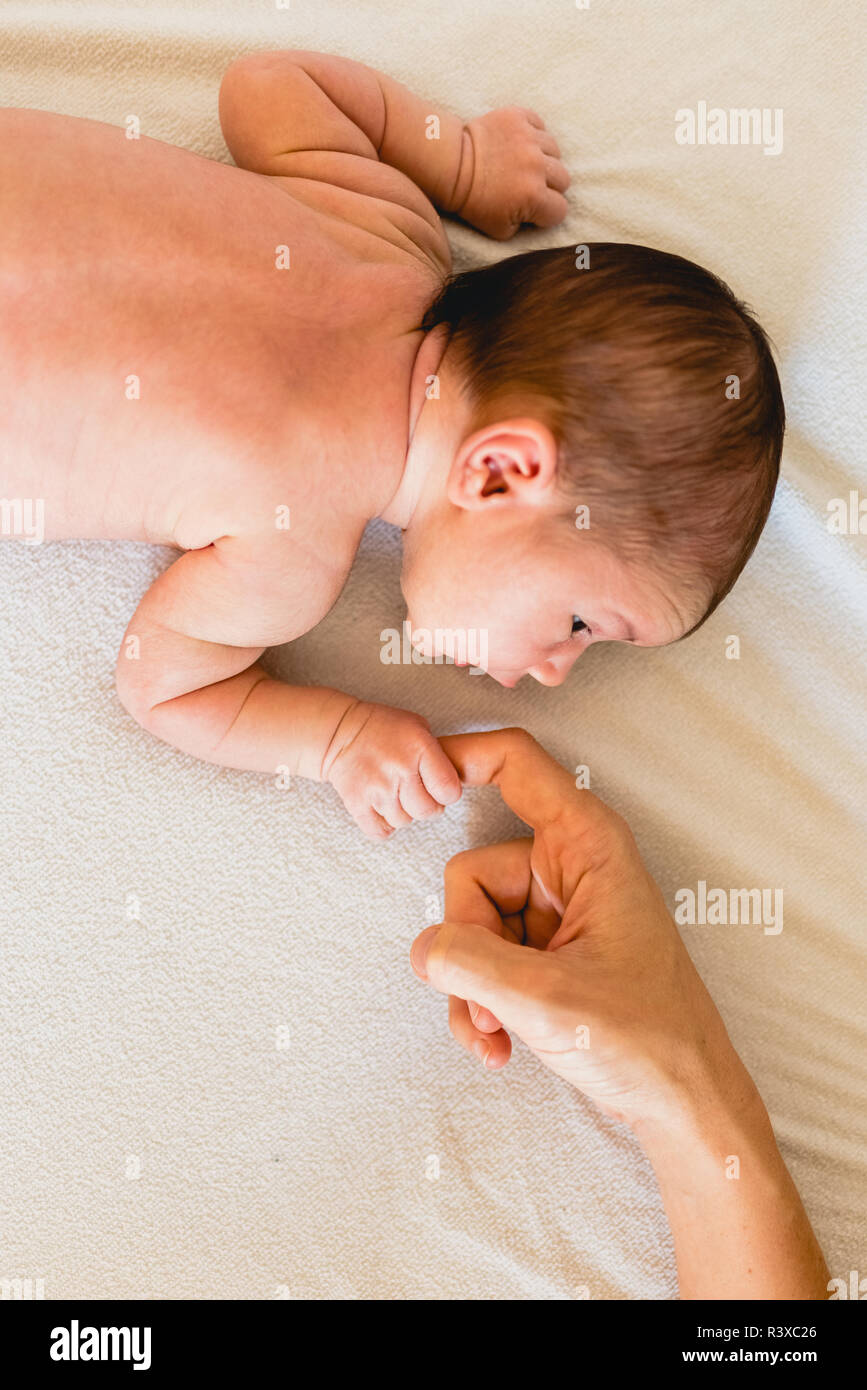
[{"xmin": 411, "ymin": 921, "xmax": 544, "ymax": 1031}]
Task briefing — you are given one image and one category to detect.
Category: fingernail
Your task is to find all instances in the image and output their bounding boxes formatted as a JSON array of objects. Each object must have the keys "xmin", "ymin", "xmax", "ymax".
[
  {"xmin": 474, "ymin": 1041, "xmax": 491, "ymax": 1066},
  {"xmin": 411, "ymin": 925, "xmax": 440, "ymax": 980}
]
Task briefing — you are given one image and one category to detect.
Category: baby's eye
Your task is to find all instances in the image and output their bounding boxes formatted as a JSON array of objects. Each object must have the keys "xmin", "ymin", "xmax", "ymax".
[{"xmin": 571, "ymin": 615, "xmax": 589, "ymax": 636}]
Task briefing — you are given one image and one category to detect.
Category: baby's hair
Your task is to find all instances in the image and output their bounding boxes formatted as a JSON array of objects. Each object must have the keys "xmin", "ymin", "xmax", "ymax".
[{"xmin": 422, "ymin": 243, "xmax": 785, "ymax": 632}]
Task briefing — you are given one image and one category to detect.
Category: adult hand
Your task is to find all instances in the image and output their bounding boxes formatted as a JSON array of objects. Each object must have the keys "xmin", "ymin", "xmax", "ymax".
[
  {"xmin": 410, "ymin": 728, "xmax": 830, "ymax": 1299},
  {"xmin": 411, "ymin": 727, "xmax": 740, "ymax": 1130}
]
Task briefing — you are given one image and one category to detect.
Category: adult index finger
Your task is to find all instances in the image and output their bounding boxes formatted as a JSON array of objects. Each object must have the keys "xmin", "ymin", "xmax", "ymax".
[{"xmin": 439, "ymin": 728, "xmax": 608, "ymax": 836}]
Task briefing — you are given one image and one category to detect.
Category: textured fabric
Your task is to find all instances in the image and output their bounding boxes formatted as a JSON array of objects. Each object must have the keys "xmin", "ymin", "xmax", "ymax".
[{"xmin": 0, "ymin": 0, "xmax": 864, "ymax": 1300}]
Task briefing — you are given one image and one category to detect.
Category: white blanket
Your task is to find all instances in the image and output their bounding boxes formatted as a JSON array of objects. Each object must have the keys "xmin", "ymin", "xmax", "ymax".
[{"xmin": 1, "ymin": 0, "xmax": 864, "ymax": 1300}]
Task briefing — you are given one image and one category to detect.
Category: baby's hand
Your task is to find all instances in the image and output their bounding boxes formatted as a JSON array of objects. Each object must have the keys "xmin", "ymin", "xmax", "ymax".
[
  {"xmin": 324, "ymin": 701, "xmax": 461, "ymax": 839},
  {"xmin": 457, "ymin": 106, "xmax": 571, "ymax": 240}
]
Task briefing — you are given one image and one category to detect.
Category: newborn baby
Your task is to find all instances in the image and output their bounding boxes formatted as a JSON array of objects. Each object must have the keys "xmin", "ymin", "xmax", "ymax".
[{"xmin": 0, "ymin": 50, "xmax": 784, "ymax": 837}]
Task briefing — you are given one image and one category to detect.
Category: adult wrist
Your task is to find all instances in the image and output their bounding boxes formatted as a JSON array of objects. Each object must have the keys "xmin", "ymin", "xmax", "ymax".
[{"xmin": 632, "ymin": 1041, "xmax": 772, "ymax": 1169}]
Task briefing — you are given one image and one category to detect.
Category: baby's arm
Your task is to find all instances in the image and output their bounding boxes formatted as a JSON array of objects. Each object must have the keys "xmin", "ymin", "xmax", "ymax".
[
  {"xmin": 115, "ymin": 536, "xmax": 460, "ymax": 838},
  {"xmin": 219, "ymin": 50, "xmax": 570, "ymax": 241}
]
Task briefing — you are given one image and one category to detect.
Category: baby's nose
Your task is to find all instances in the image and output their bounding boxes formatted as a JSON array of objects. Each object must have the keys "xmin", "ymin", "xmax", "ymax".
[{"xmin": 528, "ymin": 650, "xmax": 580, "ymax": 686}]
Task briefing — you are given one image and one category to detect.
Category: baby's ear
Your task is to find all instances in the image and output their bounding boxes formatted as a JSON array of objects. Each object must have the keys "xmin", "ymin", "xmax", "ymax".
[{"xmin": 447, "ymin": 418, "xmax": 559, "ymax": 510}]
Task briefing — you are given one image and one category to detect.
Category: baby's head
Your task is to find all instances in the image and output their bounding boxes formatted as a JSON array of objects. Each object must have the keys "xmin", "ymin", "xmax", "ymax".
[{"xmin": 401, "ymin": 242, "xmax": 784, "ymax": 686}]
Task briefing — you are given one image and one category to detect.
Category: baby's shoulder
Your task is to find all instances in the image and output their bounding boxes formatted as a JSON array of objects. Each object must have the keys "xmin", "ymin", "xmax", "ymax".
[
  {"xmin": 174, "ymin": 501, "xmax": 362, "ymax": 645},
  {"xmin": 266, "ymin": 167, "xmax": 452, "ymax": 280}
]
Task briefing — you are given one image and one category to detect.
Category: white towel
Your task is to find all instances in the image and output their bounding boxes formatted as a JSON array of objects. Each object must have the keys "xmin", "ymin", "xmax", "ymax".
[{"xmin": 1, "ymin": 0, "xmax": 864, "ymax": 1299}]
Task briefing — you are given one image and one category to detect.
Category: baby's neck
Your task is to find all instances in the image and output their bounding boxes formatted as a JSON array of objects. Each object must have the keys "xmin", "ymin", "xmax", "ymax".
[{"xmin": 379, "ymin": 325, "xmax": 468, "ymax": 530}]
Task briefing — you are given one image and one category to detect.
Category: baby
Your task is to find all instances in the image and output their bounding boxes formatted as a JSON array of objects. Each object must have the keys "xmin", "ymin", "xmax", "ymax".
[{"xmin": 0, "ymin": 50, "xmax": 784, "ymax": 838}]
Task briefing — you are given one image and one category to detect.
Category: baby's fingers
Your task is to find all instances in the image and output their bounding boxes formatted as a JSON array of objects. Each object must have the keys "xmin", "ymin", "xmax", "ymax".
[
  {"xmin": 530, "ymin": 185, "xmax": 569, "ymax": 229},
  {"xmin": 543, "ymin": 155, "xmax": 571, "ymax": 193},
  {"xmin": 352, "ymin": 804, "xmax": 394, "ymax": 840},
  {"xmin": 419, "ymin": 742, "xmax": 462, "ymax": 806},
  {"xmin": 377, "ymin": 793, "xmax": 412, "ymax": 831},
  {"xmin": 535, "ymin": 129, "xmax": 562, "ymax": 159},
  {"xmin": 518, "ymin": 107, "xmax": 546, "ymax": 130},
  {"xmin": 398, "ymin": 773, "xmax": 443, "ymax": 822}
]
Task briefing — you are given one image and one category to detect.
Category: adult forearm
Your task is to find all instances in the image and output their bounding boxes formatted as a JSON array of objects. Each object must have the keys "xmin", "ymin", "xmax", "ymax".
[{"xmin": 634, "ymin": 1056, "xmax": 830, "ymax": 1300}]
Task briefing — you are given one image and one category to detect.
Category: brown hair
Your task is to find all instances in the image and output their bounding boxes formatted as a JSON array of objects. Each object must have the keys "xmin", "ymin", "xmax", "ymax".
[{"xmin": 422, "ymin": 242, "xmax": 784, "ymax": 631}]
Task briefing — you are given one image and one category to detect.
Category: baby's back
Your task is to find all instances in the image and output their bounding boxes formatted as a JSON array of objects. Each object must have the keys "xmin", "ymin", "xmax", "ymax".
[{"xmin": 0, "ymin": 110, "xmax": 437, "ymax": 547}]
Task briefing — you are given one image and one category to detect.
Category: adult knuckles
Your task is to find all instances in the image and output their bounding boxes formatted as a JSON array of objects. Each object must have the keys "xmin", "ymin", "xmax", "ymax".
[
  {"xmin": 430, "ymin": 920, "xmax": 545, "ymax": 1004},
  {"xmin": 444, "ymin": 846, "xmax": 484, "ymax": 880},
  {"xmin": 426, "ymin": 920, "xmax": 490, "ymax": 993},
  {"xmin": 501, "ymin": 725, "xmax": 539, "ymax": 753}
]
